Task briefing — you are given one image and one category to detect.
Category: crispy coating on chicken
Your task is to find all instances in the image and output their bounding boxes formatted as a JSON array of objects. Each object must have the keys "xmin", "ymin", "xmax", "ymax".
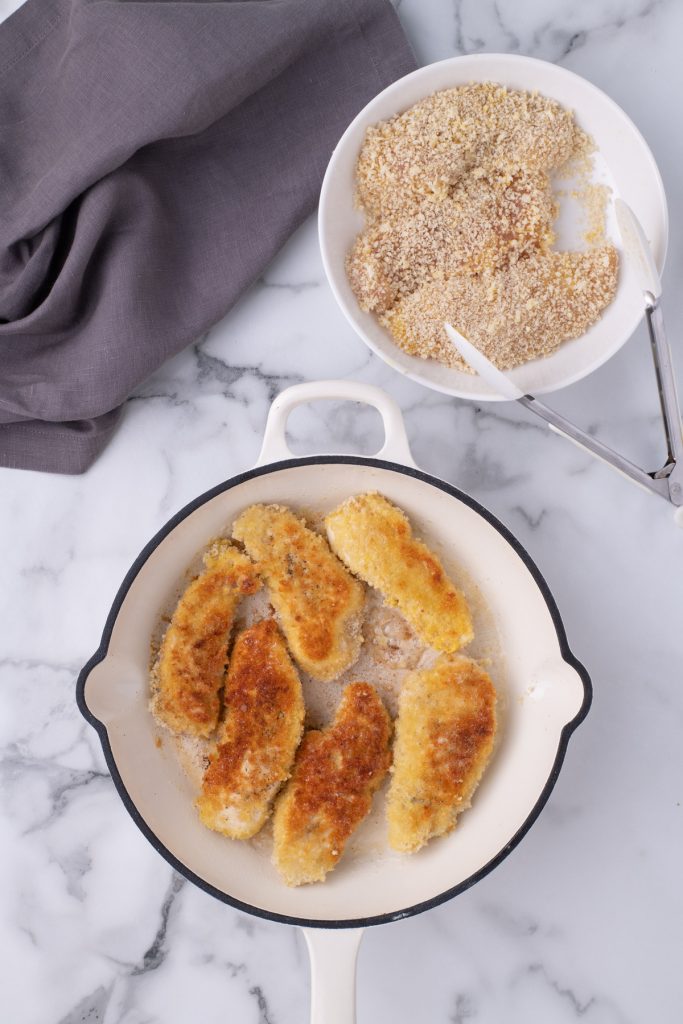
[
  {"xmin": 151, "ymin": 540, "xmax": 260, "ymax": 737},
  {"xmin": 273, "ymin": 683, "xmax": 392, "ymax": 885},
  {"xmin": 325, "ymin": 493, "xmax": 473, "ymax": 652},
  {"xmin": 232, "ymin": 504, "xmax": 365, "ymax": 681},
  {"xmin": 196, "ymin": 619, "xmax": 305, "ymax": 839},
  {"xmin": 387, "ymin": 655, "xmax": 496, "ymax": 853}
]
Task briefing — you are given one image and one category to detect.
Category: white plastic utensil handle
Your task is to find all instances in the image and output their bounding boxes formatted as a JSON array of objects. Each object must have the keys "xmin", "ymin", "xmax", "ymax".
[
  {"xmin": 444, "ymin": 322, "xmax": 525, "ymax": 401},
  {"xmin": 614, "ymin": 198, "xmax": 663, "ymax": 300},
  {"xmin": 303, "ymin": 928, "xmax": 364, "ymax": 1024},
  {"xmin": 256, "ymin": 380, "xmax": 416, "ymax": 468}
]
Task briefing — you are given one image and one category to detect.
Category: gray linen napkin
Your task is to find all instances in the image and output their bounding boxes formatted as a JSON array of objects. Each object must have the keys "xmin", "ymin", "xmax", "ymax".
[{"xmin": 0, "ymin": 0, "xmax": 415, "ymax": 473}]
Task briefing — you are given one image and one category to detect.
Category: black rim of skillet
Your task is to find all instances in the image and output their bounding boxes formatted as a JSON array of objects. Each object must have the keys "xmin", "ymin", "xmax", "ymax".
[{"xmin": 76, "ymin": 455, "xmax": 592, "ymax": 930}]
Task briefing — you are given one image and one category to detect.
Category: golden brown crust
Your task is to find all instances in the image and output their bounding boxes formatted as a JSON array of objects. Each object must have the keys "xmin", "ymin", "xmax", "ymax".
[
  {"xmin": 196, "ymin": 619, "xmax": 305, "ymax": 839},
  {"xmin": 151, "ymin": 540, "xmax": 260, "ymax": 737},
  {"xmin": 387, "ymin": 655, "xmax": 497, "ymax": 853},
  {"xmin": 325, "ymin": 492, "xmax": 473, "ymax": 652},
  {"xmin": 232, "ymin": 504, "xmax": 365, "ymax": 681},
  {"xmin": 273, "ymin": 683, "xmax": 392, "ymax": 885}
]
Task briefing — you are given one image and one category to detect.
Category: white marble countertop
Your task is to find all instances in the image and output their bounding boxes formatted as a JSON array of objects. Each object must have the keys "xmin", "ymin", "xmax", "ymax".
[{"xmin": 2, "ymin": 1, "xmax": 683, "ymax": 1022}]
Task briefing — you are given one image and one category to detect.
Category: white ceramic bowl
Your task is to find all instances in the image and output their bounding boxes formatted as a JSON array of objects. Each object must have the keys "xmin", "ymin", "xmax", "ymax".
[{"xmin": 319, "ymin": 54, "xmax": 668, "ymax": 400}]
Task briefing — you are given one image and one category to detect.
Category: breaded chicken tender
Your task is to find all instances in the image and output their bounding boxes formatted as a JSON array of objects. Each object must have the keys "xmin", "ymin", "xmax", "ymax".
[
  {"xmin": 325, "ymin": 493, "xmax": 473, "ymax": 652},
  {"xmin": 347, "ymin": 172, "xmax": 555, "ymax": 315},
  {"xmin": 232, "ymin": 504, "xmax": 365, "ymax": 681},
  {"xmin": 273, "ymin": 683, "xmax": 392, "ymax": 885},
  {"xmin": 196, "ymin": 619, "xmax": 304, "ymax": 839},
  {"xmin": 387, "ymin": 655, "xmax": 496, "ymax": 853},
  {"xmin": 152, "ymin": 540, "xmax": 260, "ymax": 737},
  {"xmin": 380, "ymin": 247, "xmax": 619, "ymax": 372}
]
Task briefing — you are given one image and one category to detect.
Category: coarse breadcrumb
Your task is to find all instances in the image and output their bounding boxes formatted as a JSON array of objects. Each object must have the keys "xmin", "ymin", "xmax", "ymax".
[
  {"xmin": 355, "ymin": 82, "xmax": 586, "ymax": 218},
  {"xmin": 151, "ymin": 540, "xmax": 260, "ymax": 738},
  {"xmin": 387, "ymin": 655, "xmax": 497, "ymax": 853},
  {"xmin": 196, "ymin": 619, "xmax": 304, "ymax": 840},
  {"xmin": 347, "ymin": 171, "xmax": 556, "ymax": 315},
  {"xmin": 272, "ymin": 682, "xmax": 392, "ymax": 886},
  {"xmin": 325, "ymin": 492, "xmax": 473, "ymax": 652},
  {"xmin": 232, "ymin": 504, "xmax": 365, "ymax": 682},
  {"xmin": 579, "ymin": 183, "xmax": 612, "ymax": 247},
  {"xmin": 382, "ymin": 246, "xmax": 619, "ymax": 372},
  {"xmin": 347, "ymin": 81, "xmax": 619, "ymax": 370}
]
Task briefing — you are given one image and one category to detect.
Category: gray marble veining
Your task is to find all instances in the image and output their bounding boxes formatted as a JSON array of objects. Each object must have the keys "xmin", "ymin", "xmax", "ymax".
[{"xmin": 2, "ymin": 0, "xmax": 683, "ymax": 1021}]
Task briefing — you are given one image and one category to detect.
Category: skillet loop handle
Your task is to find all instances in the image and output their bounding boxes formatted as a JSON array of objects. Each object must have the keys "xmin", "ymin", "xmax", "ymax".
[
  {"xmin": 303, "ymin": 927, "xmax": 364, "ymax": 1024},
  {"xmin": 256, "ymin": 380, "xmax": 416, "ymax": 468}
]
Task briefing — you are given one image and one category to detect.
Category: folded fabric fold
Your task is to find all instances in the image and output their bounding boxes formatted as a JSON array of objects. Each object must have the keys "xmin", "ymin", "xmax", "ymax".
[{"xmin": 0, "ymin": 0, "xmax": 415, "ymax": 473}]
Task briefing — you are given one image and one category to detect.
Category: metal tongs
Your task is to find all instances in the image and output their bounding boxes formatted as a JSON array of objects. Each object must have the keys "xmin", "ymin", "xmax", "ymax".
[{"xmin": 445, "ymin": 200, "xmax": 683, "ymax": 526}]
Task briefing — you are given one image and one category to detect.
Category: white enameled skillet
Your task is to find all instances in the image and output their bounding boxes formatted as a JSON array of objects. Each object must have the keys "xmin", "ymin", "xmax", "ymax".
[{"xmin": 77, "ymin": 380, "xmax": 591, "ymax": 1023}]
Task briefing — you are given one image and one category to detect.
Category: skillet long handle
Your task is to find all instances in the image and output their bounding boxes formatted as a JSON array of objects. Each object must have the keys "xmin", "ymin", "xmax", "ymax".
[{"xmin": 303, "ymin": 927, "xmax": 364, "ymax": 1024}]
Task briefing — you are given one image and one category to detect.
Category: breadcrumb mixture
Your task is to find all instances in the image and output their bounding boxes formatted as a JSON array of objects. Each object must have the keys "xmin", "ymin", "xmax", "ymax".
[
  {"xmin": 383, "ymin": 248, "xmax": 619, "ymax": 371},
  {"xmin": 347, "ymin": 82, "xmax": 619, "ymax": 371}
]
